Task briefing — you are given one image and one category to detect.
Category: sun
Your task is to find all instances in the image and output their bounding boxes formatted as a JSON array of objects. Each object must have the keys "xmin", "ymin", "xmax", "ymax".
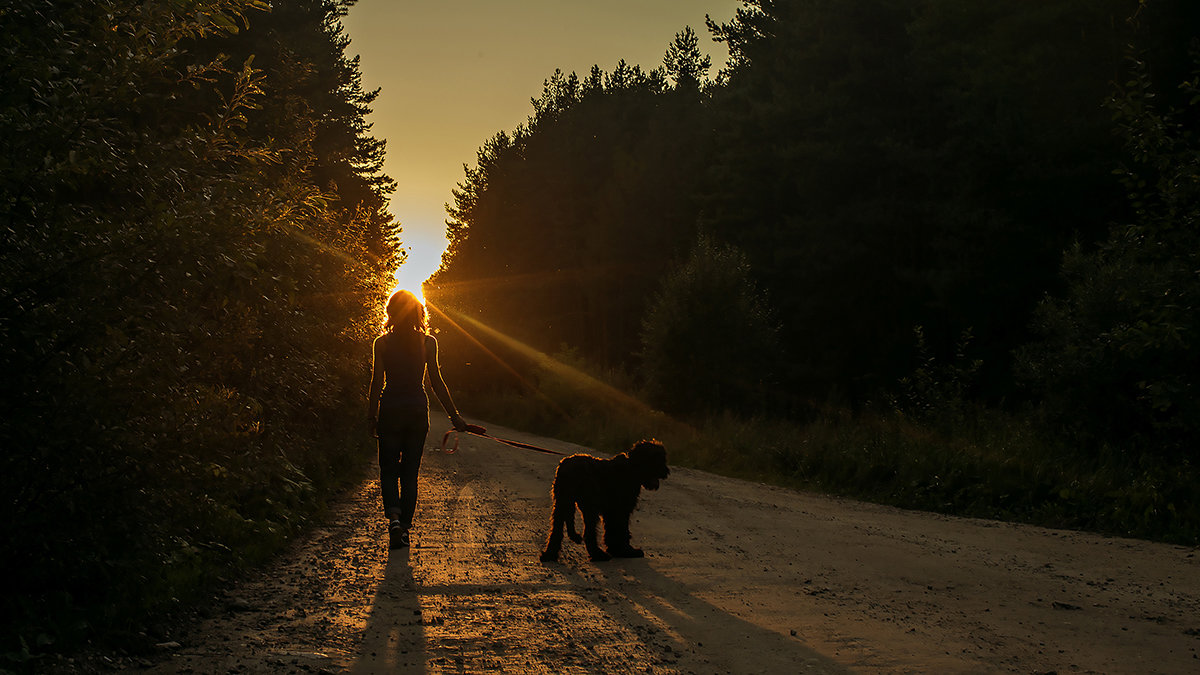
[{"xmin": 390, "ymin": 237, "xmax": 447, "ymax": 304}]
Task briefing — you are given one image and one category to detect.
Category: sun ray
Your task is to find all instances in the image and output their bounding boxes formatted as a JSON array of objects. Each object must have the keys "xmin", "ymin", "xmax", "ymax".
[
  {"xmin": 280, "ymin": 222, "xmax": 374, "ymax": 270},
  {"xmin": 427, "ymin": 262, "xmax": 649, "ymax": 297},
  {"xmin": 426, "ymin": 301, "xmax": 568, "ymax": 418},
  {"xmin": 436, "ymin": 304, "xmax": 666, "ymax": 420}
]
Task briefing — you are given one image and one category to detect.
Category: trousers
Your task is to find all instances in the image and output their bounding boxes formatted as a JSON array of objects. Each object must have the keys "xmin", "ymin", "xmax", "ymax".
[{"xmin": 377, "ymin": 416, "xmax": 428, "ymax": 529}]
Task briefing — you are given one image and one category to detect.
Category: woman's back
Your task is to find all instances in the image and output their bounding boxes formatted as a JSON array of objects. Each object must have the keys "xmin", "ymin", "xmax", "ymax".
[{"xmin": 377, "ymin": 330, "xmax": 427, "ymax": 408}]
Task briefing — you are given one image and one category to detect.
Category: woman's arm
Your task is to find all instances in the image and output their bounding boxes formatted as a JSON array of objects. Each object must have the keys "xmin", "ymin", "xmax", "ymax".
[
  {"xmin": 367, "ymin": 337, "xmax": 385, "ymax": 435},
  {"xmin": 425, "ymin": 335, "xmax": 467, "ymax": 431}
]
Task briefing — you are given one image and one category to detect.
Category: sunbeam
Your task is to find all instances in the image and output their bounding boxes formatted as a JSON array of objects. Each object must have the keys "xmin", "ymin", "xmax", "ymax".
[
  {"xmin": 435, "ymin": 304, "xmax": 664, "ymax": 420},
  {"xmin": 426, "ymin": 262, "xmax": 649, "ymax": 298},
  {"xmin": 425, "ymin": 301, "xmax": 568, "ymax": 418},
  {"xmin": 283, "ymin": 223, "xmax": 371, "ymax": 270}
]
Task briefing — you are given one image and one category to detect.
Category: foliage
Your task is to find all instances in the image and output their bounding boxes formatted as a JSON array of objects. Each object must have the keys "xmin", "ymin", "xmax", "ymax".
[
  {"xmin": 890, "ymin": 326, "xmax": 982, "ymax": 426},
  {"xmin": 0, "ymin": 0, "xmax": 395, "ymax": 656},
  {"xmin": 432, "ymin": 31, "xmax": 715, "ymax": 369},
  {"xmin": 433, "ymin": 0, "xmax": 1199, "ymax": 504},
  {"xmin": 420, "ymin": 0, "xmax": 1200, "ymax": 552},
  {"xmin": 1018, "ymin": 44, "xmax": 1200, "ymax": 454},
  {"xmin": 702, "ymin": 0, "xmax": 1134, "ymax": 403},
  {"xmin": 437, "ymin": 0, "xmax": 1163, "ymax": 411},
  {"xmin": 663, "ymin": 26, "xmax": 712, "ymax": 92},
  {"xmin": 639, "ymin": 234, "xmax": 781, "ymax": 417}
]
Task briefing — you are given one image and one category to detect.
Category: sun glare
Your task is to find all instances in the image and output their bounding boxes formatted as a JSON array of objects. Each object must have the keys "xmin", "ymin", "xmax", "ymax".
[{"xmin": 390, "ymin": 238, "xmax": 447, "ymax": 304}]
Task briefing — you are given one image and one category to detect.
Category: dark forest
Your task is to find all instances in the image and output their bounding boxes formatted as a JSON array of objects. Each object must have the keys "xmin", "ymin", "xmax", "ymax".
[
  {"xmin": 430, "ymin": 0, "xmax": 1200, "ymax": 557},
  {"xmin": 1, "ymin": 0, "xmax": 396, "ymax": 658}
]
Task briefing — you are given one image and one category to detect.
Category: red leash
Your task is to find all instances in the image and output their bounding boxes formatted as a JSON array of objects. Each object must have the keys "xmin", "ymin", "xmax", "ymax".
[{"xmin": 439, "ymin": 424, "xmax": 566, "ymax": 456}]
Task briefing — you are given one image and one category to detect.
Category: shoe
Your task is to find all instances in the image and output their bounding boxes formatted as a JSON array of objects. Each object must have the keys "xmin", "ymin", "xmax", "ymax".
[{"xmin": 388, "ymin": 521, "xmax": 409, "ymax": 549}]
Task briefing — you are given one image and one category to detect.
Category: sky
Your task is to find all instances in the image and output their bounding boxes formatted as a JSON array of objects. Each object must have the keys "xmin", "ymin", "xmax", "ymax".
[{"xmin": 341, "ymin": 0, "xmax": 742, "ymax": 287}]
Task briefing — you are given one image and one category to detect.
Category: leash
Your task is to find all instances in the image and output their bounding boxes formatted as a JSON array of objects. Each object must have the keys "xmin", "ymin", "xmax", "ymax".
[{"xmin": 439, "ymin": 424, "xmax": 567, "ymax": 456}]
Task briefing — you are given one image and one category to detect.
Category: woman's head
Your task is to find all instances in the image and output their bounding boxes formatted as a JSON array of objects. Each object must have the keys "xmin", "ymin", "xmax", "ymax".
[{"xmin": 383, "ymin": 289, "xmax": 428, "ymax": 335}]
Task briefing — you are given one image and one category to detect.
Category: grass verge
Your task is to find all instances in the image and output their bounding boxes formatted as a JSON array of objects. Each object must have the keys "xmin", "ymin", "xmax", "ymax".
[{"xmin": 454, "ymin": 369, "xmax": 1200, "ymax": 547}]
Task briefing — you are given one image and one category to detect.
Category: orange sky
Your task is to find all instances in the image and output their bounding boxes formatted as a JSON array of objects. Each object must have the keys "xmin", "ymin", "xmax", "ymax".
[{"xmin": 342, "ymin": 1, "xmax": 739, "ymax": 285}]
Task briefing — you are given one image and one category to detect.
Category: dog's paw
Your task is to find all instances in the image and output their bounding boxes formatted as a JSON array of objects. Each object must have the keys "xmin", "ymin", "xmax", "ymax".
[
  {"xmin": 610, "ymin": 546, "xmax": 644, "ymax": 558},
  {"xmin": 589, "ymin": 550, "xmax": 612, "ymax": 562},
  {"xmin": 539, "ymin": 550, "xmax": 559, "ymax": 562}
]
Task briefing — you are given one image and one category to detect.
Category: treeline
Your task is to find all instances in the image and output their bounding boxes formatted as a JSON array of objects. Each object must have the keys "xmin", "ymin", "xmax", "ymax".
[
  {"xmin": 1, "ymin": 0, "xmax": 395, "ymax": 657},
  {"xmin": 431, "ymin": 0, "xmax": 1199, "ymax": 458}
]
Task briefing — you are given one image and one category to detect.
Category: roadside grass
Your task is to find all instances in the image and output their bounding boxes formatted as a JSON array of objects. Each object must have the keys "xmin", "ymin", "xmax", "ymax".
[{"xmin": 454, "ymin": 365, "xmax": 1200, "ymax": 547}]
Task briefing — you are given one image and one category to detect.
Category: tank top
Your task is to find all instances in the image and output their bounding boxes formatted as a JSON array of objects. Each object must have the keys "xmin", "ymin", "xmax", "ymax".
[{"xmin": 378, "ymin": 331, "xmax": 429, "ymax": 416}]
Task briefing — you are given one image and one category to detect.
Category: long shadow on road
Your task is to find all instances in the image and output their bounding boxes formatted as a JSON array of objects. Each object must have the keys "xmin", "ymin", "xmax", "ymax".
[
  {"xmin": 350, "ymin": 548, "xmax": 426, "ymax": 674},
  {"xmin": 347, "ymin": 431, "xmax": 851, "ymax": 673},
  {"xmin": 349, "ymin": 554, "xmax": 847, "ymax": 673}
]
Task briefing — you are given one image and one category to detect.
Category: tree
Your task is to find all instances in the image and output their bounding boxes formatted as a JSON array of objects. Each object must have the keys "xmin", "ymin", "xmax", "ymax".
[
  {"xmin": 640, "ymin": 234, "xmax": 781, "ymax": 416},
  {"xmin": 434, "ymin": 56, "xmax": 712, "ymax": 370},
  {"xmin": 1018, "ymin": 46, "xmax": 1200, "ymax": 454},
  {"xmin": 701, "ymin": 0, "xmax": 1131, "ymax": 403},
  {"xmin": 216, "ymin": 0, "xmax": 399, "ymax": 258},
  {"xmin": 0, "ymin": 0, "xmax": 396, "ymax": 650},
  {"xmin": 663, "ymin": 26, "xmax": 712, "ymax": 91}
]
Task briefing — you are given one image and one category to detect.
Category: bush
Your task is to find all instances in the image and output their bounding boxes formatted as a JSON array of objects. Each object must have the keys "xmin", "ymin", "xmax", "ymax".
[
  {"xmin": 639, "ymin": 234, "xmax": 781, "ymax": 417},
  {"xmin": 1017, "ymin": 52, "xmax": 1200, "ymax": 456}
]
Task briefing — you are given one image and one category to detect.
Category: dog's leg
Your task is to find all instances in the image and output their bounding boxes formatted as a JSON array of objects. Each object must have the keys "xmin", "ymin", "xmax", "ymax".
[
  {"xmin": 565, "ymin": 507, "xmax": 582, "ymax": 543},
  {"xmin": 580, "ymin": 507, "xmax": 611, "ymax": 561},
  {"xmin": 603, "ymin": 510, "xmax": 644, "ymax": 558},
  {"xmin": 540, "ymin": 498, "xmax": 573, "ymax": 562}
]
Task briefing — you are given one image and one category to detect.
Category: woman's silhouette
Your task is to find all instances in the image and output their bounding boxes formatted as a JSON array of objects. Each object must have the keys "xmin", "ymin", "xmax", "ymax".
[{"xmin": 368, "ymin": 289, "xmax": 466, "ymax": 549}]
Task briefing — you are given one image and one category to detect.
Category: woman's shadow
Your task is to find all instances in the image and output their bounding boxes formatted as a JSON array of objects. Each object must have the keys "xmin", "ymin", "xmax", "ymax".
[{"xmin": 348, "ymin": 548, "xmax": 426, "ymax": 674}]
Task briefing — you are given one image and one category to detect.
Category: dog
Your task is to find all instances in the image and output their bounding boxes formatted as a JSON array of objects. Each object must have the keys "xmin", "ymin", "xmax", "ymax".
[{"xmin": 539, "ymin": 439, "xmax": 669, "ymax": 562}]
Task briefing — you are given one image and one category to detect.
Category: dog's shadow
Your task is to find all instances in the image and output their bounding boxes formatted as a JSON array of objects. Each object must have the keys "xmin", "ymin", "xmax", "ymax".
[{"xmin": 541, "ymin": 554, "xmax": 849, "ymax": 673}]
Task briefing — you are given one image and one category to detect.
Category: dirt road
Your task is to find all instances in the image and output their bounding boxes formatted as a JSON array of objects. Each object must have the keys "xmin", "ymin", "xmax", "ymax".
[{"xmin": 129, "ymin": 423, "xmax": 1197, "ymax": 673}]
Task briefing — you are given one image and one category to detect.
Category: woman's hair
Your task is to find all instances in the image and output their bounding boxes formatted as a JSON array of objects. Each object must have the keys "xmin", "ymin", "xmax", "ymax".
[{"xmin": 383, "ymin": 289, "xmax": 429, "ymax": 335}]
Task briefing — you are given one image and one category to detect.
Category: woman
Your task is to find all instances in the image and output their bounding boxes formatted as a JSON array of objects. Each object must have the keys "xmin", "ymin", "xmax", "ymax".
[{"xmin": 368, "ymin": 289, "xmax": 466, "ymax": 549}]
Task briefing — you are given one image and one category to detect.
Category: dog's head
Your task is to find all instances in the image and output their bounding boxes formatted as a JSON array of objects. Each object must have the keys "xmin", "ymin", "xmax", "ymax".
[{"xmin": 625, "ymin": 439, "xmax": 669, "ymax": 491}]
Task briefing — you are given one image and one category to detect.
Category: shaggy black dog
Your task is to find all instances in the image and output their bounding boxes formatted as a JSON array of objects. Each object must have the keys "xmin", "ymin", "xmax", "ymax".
[{"xmin": 539, "ymin": 439, "xmax": 669, "ymax": 562}]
